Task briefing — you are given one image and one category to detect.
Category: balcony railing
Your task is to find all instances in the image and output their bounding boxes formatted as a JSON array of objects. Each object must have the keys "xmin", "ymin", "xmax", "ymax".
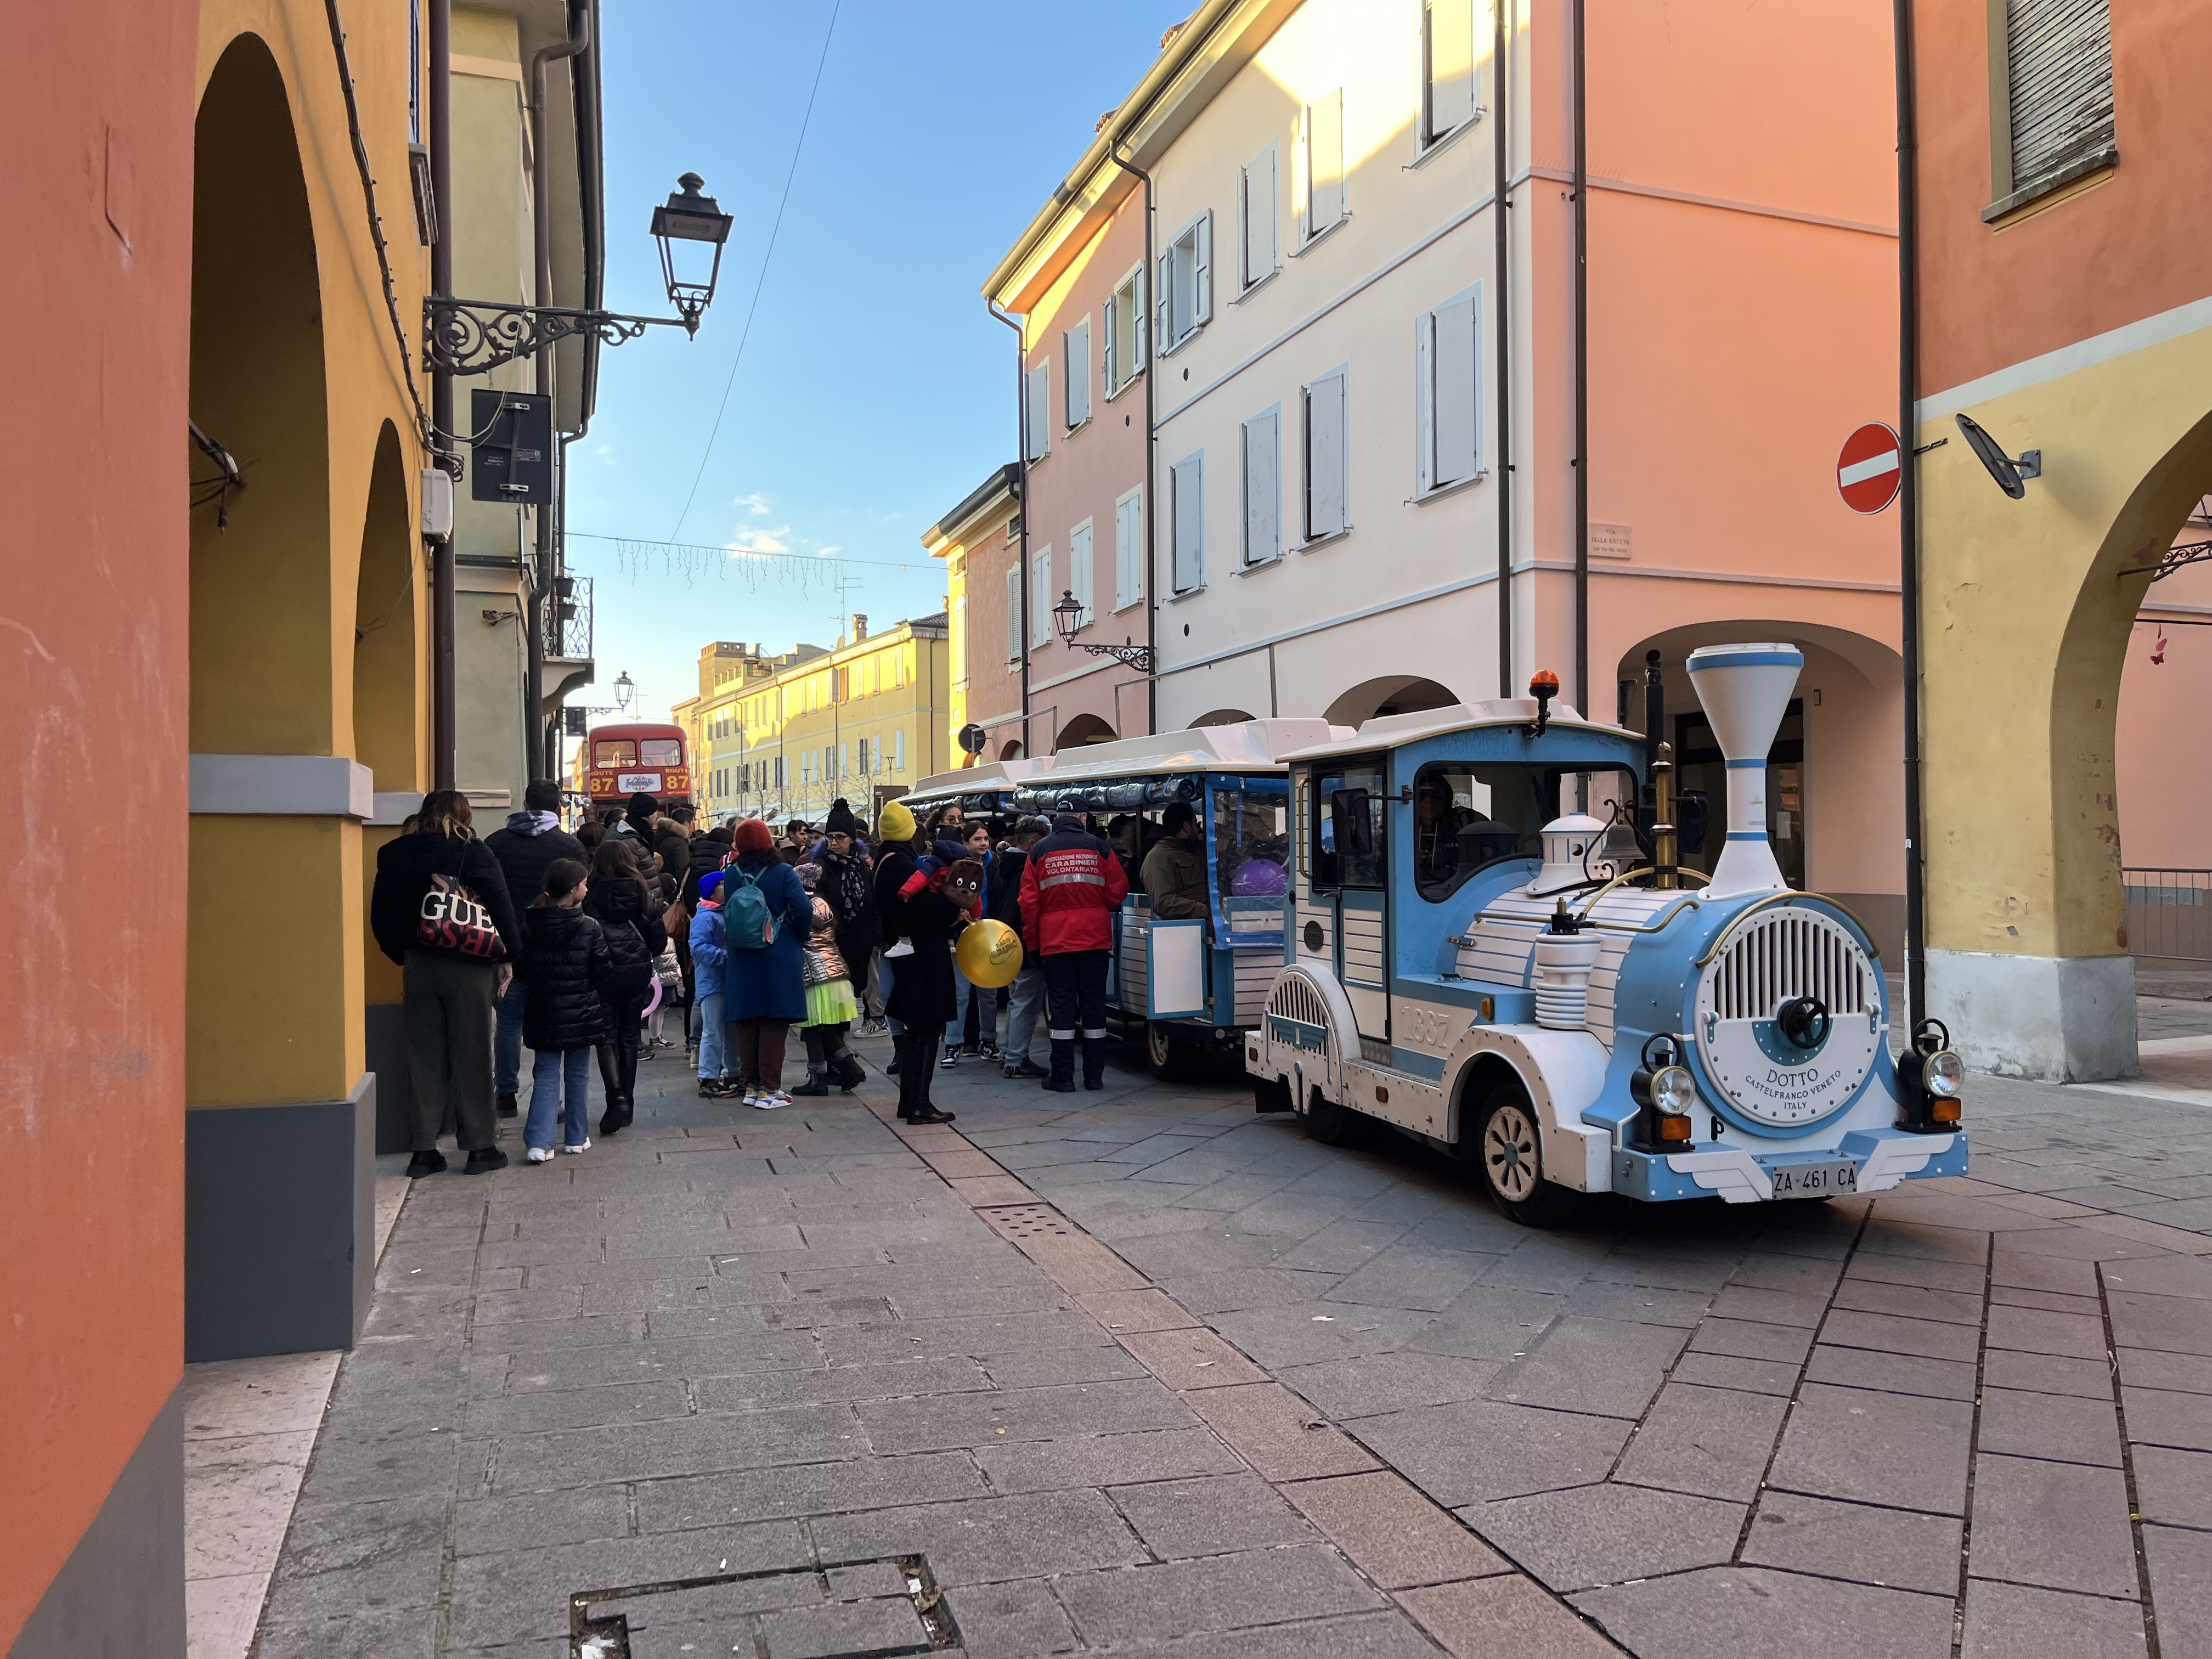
[
  {"xmin": 2124, "ymin": 868, "xmax": 2212, "ymax": 964},
  {"xmin": 548, "ymin": 574, "xmax": 592, "ymax": 661}
]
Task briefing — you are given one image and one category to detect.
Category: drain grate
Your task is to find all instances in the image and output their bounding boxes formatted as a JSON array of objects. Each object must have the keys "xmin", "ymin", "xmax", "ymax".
[
  {"xmin": 977, "ymin": 1202, "xmax": 1076, "ymax": 1242},
  {"xmin": 572, "ymin": 1554, "xmax": 958, "ymax": 1658}
]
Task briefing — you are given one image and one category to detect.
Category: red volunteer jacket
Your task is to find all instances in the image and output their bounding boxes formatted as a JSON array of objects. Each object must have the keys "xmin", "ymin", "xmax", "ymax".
[{"xmin": 1018, "ymin": 821, "xmax": 1131, "ymax": 956}]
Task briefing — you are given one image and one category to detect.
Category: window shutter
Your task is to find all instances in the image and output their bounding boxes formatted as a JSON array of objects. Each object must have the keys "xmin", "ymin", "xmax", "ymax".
[
  {"xmin": 1032, "ymin": 548, "xmax": 1053, "ymax": 647},
  {"xmin": 1431, "ymin": 292, "xmax": 1479, "ymax": 488},
  {"xmin": 1102, "ymin": 292, "xmax": 1119, "ymax": 393},
  {"xmin": 1172, "ymin": 454, "xmax": 1205, "ymax": 592},
  {"xmin": 1069, "ymin": 521, "xmax": 1094, "ymax": 627},
  {"xmin": 1115, "ymin": 490, "xmax": 1143, "ymax": 610},
  {"xmin": 1065, "ymin": 320, "xmax": 1091, "ymax": 426},
  {"xmin": 1006, "ymin": 565, "xmax": 1022, "ymax": 662},
  {"xmin": 1133, "ymin": 265, "xmax": 1148, "ymax": 370},
  {"xmin": 1025, "ymin": 362, "xmax": 1051, "ymax": 460},
  {"xmin": 1193, "ymin": 211, "xmax": 1213, "ymax": 324},
  {"xmin": 1425, "ymin": 0, "xmax": 1476, "ymax": 142},
  {"xmin": 894, "ymin": 731, "xmax": 904, "ymax": 774},
  {"xmin": 2006, "ymin": 0, "xmax": 2116, "ymax": 185},
  {"xmin": 1414, "ymin": 313, "xmax": 1435, "ymax": 497},
  {"xmin": 1243, "ymin": 410, "xmax": 1279, "ymax": 565},
  {"xmin": 1307, "ymin": 91, "xmax": 1344, "ymax": 235},
  {"xmin": 1243, "ymin": 147, "xmax": 1277, "ymax": 286},
  {"xmin": 1306, "ymin": 373, "xmax": 1347, "ymax": 540},
  {"xmin": 1156, "ymin": 253, "xmax": 1174, "ymax": 352}
]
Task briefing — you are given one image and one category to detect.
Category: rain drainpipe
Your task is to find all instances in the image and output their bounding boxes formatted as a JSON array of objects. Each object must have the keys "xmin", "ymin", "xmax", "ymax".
[
  {"xmin": 1571, "ymin": 0, "xmax": 1589, "ymax": 720},
  {"xmin": 1895, "ymin": 0, "xmax": 1926, "ymax": 1026},
  {"xmin": 1493, "ymin": 0, "xmax": 1515, "ymax": 697},
  {"xmin": 431, "ymin": 0, "xmax": 456, "ymax": 788},
  {"xmin": 988, "ymin": 302, "xmax": 1030, "ymax": 759},
  {"xmin": 1110, "ymin": 142, "xmax": 1159, "ymax": 739},
  {"xmin": 528, "ymin": 0, "xmax": 590, "ymax": 785}
]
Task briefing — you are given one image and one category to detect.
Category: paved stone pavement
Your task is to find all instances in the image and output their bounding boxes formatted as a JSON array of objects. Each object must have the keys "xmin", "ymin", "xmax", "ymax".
[{"xmin": 258, "ymin": 1032, "xmax": 2212, "ymax": 1659}]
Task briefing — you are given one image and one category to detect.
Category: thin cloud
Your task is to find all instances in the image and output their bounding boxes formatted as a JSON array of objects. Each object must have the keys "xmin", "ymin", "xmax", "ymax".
[
  {"xmin": 734, "ymin": 492, "xmax": 773, "ymax": 516},
  {"xmin": 727, "ymin": 524, "xmax": 793, "ymax": 556},
  {"xmin": 815, "ymin": 545, "xmax": 842, "ymax": 558}
]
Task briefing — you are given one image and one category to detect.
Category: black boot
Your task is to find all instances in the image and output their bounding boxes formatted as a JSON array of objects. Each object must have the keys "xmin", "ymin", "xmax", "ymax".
[
  {"xmin": 1082, "ymin": 1037, "xmax": 1106, "ymax": 1091},
  {"xmin": 793, "ymin": 1063, "xmax": 831, "ymax": 1098},
  {"xmin": 407, "ymin": 1149, "xmax": 447, "ymax": 1178},
  {"xmin": 832, "ymin": 1050, "xmax": 866, "ymax": 1091},
  {"xmin": 887, "ymin": 1034, "xmax": 906, "ymax": 1077},
  {"xmin": 1043, "ymin": 1037, "xmax": 1077, "ymax": 1094},
  {"xmin": 495, "ymin": 1092, "xmax": 518, "ymax": 1119},
  {"xmin": 599, "ymin": 1094, "xmax": 632, "ymax": 1136}
]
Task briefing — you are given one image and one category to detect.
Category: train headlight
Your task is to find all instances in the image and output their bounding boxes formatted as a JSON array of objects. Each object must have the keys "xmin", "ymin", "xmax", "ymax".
[
  {"xmin": 1632, "ymin": 1037, "xmax": 1699, "ymax": 1147},
  {"xmin": 1898, "ymin": 1020, "xmax": 1965, "ymax": 1132}
]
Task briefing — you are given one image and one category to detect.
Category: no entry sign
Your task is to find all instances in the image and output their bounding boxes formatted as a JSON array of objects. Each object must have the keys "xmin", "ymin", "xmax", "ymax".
[{"xmin": 1837, "ymin": 422, "xmax": 1903, "ymax": 514}]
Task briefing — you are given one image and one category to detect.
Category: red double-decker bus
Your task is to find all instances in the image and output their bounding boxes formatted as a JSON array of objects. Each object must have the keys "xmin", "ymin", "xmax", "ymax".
[{"xmin": 583, "ymin": 723, "xmax": 692, "ymax": 815}]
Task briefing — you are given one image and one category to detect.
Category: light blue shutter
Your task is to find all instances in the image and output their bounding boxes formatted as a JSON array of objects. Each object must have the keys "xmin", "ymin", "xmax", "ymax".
[
  {"xmin": 1032, "ymin": 548, "xmax": 1053, "ymax": 647},
  {"xmin": 1006, "ymin": 565, "xmax": 1022, "ymax": 662},
  {"xmin": 1156, "ymin": 253, "xmax": 1173, "ymax": 352},
  {"xmin": 1026, "ymin": 362, "xmax": 1051, "ymax": 459},
  {"xmin": 1243, "ymin": 410, "xmax": 1279, "ymax": 564},
  {"xmin": 1193, "ymin": 211, "xmax": 1213, "ymax": 324},
  {"xmin": 1115, "ymin": 491, "xmax": 1143, "ymax": 610},
  {"xmin": 1434, "ymin": 293, "xmax": 1479, "ymax": 487},
  {"xmin": 1102, "ymin": 292, "xmax": 1118, "ymax": 393},
  {"xmin": 1066, "ymin": 320, "xmax": 1091, "ymax": 426},
  {"xmin": 1306, "ymin": 373, "xmax": 1347, "ymax": 539},
  {"xmin": 1070, "ymin": 520, "xmax": 1094, "ymax": 626},
  {"xmin": 1172, "ymin": 454, "xmax": 1205, "ymax": 592}
]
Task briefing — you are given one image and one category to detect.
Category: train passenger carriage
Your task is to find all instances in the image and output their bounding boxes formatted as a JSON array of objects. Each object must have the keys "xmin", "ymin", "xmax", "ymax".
[{"xmin": 1248, "ymin": 644, "xmax": 1968, "ymax": 1226}]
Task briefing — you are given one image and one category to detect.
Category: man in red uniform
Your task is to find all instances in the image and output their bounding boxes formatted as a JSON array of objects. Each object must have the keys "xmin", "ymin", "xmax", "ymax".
[{"xmin": 1018, "ymin": 809, "xmax": 1131, "ymax": 1092}]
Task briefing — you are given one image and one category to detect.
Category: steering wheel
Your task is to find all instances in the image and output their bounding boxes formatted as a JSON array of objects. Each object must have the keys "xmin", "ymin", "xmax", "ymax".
[{"xmin": 1776, "ymin": 996, "xmax": 1831, "ymax": 1050}]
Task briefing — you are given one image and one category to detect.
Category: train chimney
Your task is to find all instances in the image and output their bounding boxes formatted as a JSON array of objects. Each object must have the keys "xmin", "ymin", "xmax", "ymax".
[{"xmin": 1684, "ymin": 642, "xmax": 1802, "ymax": 898}]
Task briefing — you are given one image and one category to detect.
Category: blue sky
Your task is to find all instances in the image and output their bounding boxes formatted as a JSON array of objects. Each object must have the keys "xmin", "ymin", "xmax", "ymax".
[{"xmin": 571, "ymin": 1, "xmax": 1193, "ymax": 724}]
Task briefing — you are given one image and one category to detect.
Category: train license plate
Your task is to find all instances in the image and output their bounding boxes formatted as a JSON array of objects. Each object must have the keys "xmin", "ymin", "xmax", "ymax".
[
  {"xmin": 1768, "ymin": 1159, "xmax": 1858, "ymax": 1199},
  {"xmin": 616, "ymin": 772, "xmax": 664, "ymax": 793}
]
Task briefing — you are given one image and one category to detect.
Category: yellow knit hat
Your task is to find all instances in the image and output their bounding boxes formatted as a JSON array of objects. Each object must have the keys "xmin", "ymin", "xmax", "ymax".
[{"xmin": 877, "ymin": 798, "xmax": 916, "ymax": 844}]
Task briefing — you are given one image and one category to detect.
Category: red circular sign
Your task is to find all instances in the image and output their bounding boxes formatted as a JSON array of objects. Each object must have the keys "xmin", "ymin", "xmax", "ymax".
[{"xmin": 1837, "ymin": 422, "xmax": 1903, "ymax": 515}]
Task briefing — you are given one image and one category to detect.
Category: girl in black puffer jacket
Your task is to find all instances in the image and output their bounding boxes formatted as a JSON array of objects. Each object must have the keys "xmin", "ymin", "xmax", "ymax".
[
  {"xmin": 584, "ymin": 839, "xmax": 667, "ymax": 1137},
  {"xmin": 518, "ymin": 859, "xmax": 611, "ymax": 1161}
]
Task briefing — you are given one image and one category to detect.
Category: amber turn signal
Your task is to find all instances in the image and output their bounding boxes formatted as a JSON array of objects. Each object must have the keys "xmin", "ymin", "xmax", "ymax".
[
  {"xmin": 1929, "ymin": 1097, "xmax": 1962, "ymax": 1124},
  {"xmin": 1657, "ymin": 1114, "xmax": 1694, "ymax": 1142}
]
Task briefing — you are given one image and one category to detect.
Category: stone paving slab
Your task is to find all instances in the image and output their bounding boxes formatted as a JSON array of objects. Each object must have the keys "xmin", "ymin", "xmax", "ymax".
[{"xmin": 258, "ymin": 1032, "xmax": 2212, "ymax": 1657}]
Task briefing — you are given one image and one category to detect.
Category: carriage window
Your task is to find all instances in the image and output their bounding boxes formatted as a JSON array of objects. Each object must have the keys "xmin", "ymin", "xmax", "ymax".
[
  {"xmin": 640, "ymin": 738, "xmax": 681, "ymax": 766},
  {"xmin": 1412, "ymin": 762, "xmax": 1640, "ymax": 901},
  {"xmin": 1212, "ymin": 786, "xmax": 1290, "ymax": 904},
  {"xmin": 1311, "ymin": 761, "xmax": 1386, "ymax": 889},
  {"xmin": 594, "ymin": 740, "xmax": 636, "ymax": 768}
]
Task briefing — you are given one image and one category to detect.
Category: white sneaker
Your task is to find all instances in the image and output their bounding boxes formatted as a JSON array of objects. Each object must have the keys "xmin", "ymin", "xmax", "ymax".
[
  {"xmin": 560, "ymin": 1139, "xmax": 590, "ymax": 1155},
  {"xmin": 882, "ymin": 940, "xmax": 914, "ymax": 959},
  {"xmin": 753, "ymin": 1092, "xmax": 789, "ymax": 1110},
  {"xmin": 740, "ymin": 1088, "xmax": 760, "ymax": 1107},
  {"xmin": 526, "ymin": 1146, "xmax": 555, "ymax": 1164}
]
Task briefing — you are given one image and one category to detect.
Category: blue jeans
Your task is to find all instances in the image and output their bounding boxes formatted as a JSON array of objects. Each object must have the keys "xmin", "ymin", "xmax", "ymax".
[
  {"xmin": 876, "ymin": 952, "xmax": 902, "ymax": 1038},
  {"xmin": 526, "ymin": 1046, "xmax": 592, "ymax": 1149},
  {"xmin": 1003, "ymin": 964, "xmax": 1045, "ymax": 1068},
  {"xmin": 697, "ymin": 990, "xmax": 727, "ymax": 1080},
  {"xmin": 495, "ymin": 978, "xmax": 528, "ymax": 1096},
  {"xmin": 952, "ymin": 970, "xmax": 996, "ymax": 1049}
]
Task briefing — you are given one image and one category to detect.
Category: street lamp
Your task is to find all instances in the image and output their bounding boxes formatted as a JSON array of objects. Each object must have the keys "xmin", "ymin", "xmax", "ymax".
[
  {"xmin": 1050, "ymin": 589, "xmax": 1153, "ymax": 671},
  {"xmin": 614, "ymin": 671, "xmax": 635, "ymax": 712},
  {"xmin": 425, "ymin": 173, "xmax": 737, "ymax": 375},
  {"xmin": 652, "ymin": 174, "xmax": 734, "ymax": 337}
]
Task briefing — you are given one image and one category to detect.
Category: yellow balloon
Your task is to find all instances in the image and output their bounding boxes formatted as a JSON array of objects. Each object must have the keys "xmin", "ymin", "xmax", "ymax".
[{"xmin": 956, "ymin": 917, "xmax": 1025, "ymax": 989}]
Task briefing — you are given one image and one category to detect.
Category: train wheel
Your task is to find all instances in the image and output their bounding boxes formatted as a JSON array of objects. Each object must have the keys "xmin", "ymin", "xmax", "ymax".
[
  {"xmin": 1146, "ymin": 1022, "xmax": 1197, "ymax": 1081},
  {"xmin": 1476, "ymin": 1084, "xmax": 1576, "ymax": 1228},
  {"xmin": 1303, "ymin": 1085, "xmax": 1360, "ymax": 1146}
]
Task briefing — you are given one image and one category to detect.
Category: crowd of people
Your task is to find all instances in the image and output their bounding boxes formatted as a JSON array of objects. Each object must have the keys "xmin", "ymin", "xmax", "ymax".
[{"xmin": 368, "ymin": 778, "xmax": 1180, "ymax": 1171}]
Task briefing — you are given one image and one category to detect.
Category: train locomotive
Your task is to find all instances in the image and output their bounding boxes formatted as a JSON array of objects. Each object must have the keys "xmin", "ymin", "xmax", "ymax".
[{"xmin": 1246, "ymin": 642, "xmax": 1967, "ymax": 1225}]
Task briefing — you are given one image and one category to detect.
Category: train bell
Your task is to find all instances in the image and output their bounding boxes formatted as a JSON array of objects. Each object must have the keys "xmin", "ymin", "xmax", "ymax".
[{"xmin": 956, "ymin": 918, "xmax": 1025, "ymax": 989}]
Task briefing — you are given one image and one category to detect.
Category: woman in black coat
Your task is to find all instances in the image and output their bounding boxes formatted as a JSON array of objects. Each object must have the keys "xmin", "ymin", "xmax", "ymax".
[
  {"xmin": 517, "ymin": 858, "xmax": 611, "ymax": 1160},
  {"xmin": 887, "ymin": 871, "xmax": 972, "ymax": 1124},
  {"xmin": 584, "ymin": 839, "xmax": 666, "ymax": 1136},
  {"xmin": 369, "ymin": 790, "xmax": 522, "ymax": 1178}
]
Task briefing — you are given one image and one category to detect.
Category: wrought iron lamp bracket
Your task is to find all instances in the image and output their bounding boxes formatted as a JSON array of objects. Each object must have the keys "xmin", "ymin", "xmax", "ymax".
[
  {"xmin": 1066, "ymin": 640, "xmax": 1154, "ymax": 672},
  {"xmin": 422, "ymin": 296, "xmax": 686, "ymax": 376}
]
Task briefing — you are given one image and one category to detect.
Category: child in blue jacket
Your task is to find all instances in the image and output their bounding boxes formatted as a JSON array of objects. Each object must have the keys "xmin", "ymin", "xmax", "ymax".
[{"xmin": 690, "ymin": 872, "xmax": 737, "ymax": 1097}]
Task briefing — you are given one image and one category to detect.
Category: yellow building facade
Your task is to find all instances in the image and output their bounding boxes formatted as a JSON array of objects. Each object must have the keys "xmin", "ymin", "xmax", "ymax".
[
  {"xmin": 186, "ymin": 0, "xmax": 432, "ymax": 1372},
  {"xmin": 922, "ymin": 465, "xmax": 1022, "ymax": 768},
  {"xmin": 701, "ymin": 616, "xmax": 952, "ymax": 826}
]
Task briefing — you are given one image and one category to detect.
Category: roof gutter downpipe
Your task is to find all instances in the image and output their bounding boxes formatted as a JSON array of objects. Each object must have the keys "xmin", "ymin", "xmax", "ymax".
[
  {"xmin": 1493, "ymin": 0, "xmax": 1515, "ymax": 698},
  {"xmin": 1571, "ymin": 0, "xmax": 1589, "ymax": 721},
  {"xmin": 430, "ymin": 0, "xmax": 456, "ymax": 788},
  {"xmin": 989, "ymin": 301, "xmax": 1031, "ymax": 759},
  {"xmin": 1895, "ymin": 0, "xmax": 1927, "ymax": 1028},
  {"xmin": 1109, "ymin": 139, "xmax": 1158, "ymax": 739},
  {"xmin": 527, "ymin": 2, "xmax": 590, "ymax": 784},
  {"xmin": 548, "ymin": 0, "xmax": 602, "ymax": 778}
]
